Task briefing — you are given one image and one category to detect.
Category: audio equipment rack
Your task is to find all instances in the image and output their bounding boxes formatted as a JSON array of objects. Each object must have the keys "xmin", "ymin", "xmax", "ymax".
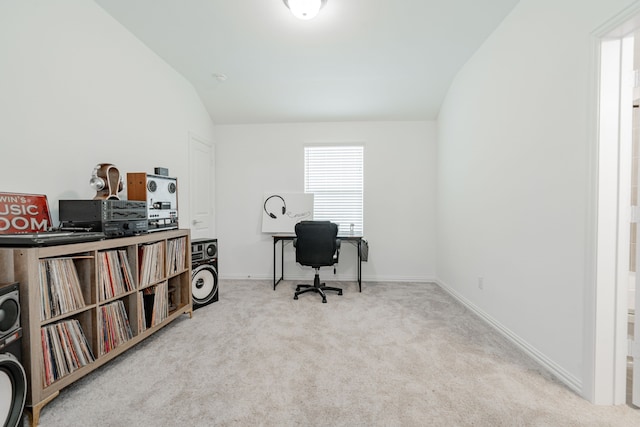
[{"xmin": 0, "ymin": 229, "xmax": 192, "ymax": 426}]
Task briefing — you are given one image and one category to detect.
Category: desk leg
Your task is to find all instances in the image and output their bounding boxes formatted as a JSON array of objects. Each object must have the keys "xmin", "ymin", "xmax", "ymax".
[
  {"xmin": 273, "ymin": 239, "xmax": 285, "ymax": 290},
  {"xmin": 358, "ymin": 240, "xmax": 362, "ymax": 292}
]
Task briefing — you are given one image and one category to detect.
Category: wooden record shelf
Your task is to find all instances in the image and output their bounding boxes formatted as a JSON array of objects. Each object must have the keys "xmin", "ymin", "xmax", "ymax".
[{"xmin": 0, "ymin": 229, "xmax": 192, "ymax": 426}]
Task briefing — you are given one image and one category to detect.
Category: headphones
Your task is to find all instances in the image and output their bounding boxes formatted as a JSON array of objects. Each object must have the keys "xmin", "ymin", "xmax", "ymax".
[
  {"xmin": 90, "ymin": 163, "xmax": 124, "ymax": 200},
  {"xmin": 264, "ymin": 194, "xmax": 287, "ymax": 219}
]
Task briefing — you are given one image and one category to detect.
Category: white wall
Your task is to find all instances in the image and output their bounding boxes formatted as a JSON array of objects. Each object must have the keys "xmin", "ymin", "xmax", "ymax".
[
  {"xmin": 214, "ymin": 121, "xmax": 436, "ymax": 283},
  {"xmin": 0, "ymin": 0, "xmax": 215, "ymax": 226},
  {"xmin": 436, "ymin": 0, "xmax": 636, "ymax": 400}
]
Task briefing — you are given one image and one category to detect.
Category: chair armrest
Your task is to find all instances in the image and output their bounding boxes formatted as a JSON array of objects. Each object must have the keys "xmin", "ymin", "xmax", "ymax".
[
  {"xmin": 293, "ymin": 238, "xmax": 297, "ymax": 247},
  {"xmin": 334, "ymin": 239, "xmax": 341, "ymax": 263}
]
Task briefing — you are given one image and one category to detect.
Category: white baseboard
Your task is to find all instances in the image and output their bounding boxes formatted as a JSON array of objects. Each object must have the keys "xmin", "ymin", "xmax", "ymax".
[
  {"xmin": 435, "ymin": 278, "xmax": 583, "ymax": 395},
  {"xmin": 219, "ymin": 274, "xmax": 435, "ymax": 282},
  {"xmin": 362, "ymin": 275, "xmax": 436, "ymax": 283}
]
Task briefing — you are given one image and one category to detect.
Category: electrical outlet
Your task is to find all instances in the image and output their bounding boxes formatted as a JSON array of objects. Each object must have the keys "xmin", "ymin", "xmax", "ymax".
[{"xmin": 478, "ymin": 277, "xmax": 484, "ymax": 290}]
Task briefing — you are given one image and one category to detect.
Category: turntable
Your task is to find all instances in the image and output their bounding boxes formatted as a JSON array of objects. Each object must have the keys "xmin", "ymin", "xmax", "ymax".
[{"xmin": 0, "ymin": 231, "xmax": 105, "ymax": 247}]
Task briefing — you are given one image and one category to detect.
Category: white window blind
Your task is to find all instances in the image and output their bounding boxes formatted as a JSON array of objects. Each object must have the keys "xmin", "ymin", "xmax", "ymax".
[{"xmin": 304, "ymin": 145, "xmax": 364, "ymax": 235}]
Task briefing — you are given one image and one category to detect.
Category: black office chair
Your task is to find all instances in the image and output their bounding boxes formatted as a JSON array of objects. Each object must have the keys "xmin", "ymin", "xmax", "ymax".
[{"xmin": 293, "ymin": 221, "xmax": 342, "ymax": 303}]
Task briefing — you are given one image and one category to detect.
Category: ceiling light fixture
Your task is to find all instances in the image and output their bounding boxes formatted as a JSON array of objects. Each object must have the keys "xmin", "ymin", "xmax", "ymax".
[{"xmin": 283, "ymin": 0, "xmax": 327, "ymax": 21}]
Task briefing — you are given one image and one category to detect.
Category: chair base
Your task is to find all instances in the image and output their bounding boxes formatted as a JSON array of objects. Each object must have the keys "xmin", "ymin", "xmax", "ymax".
[{"xmin": 294, "ymin": 270, "xmax": 342, "ymax": 303}]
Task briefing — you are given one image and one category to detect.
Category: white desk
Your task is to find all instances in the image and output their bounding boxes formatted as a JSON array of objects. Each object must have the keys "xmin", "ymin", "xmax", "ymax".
[{"xmin": 272, "ymin": 234, "xmax": 364, "ymax": 292}]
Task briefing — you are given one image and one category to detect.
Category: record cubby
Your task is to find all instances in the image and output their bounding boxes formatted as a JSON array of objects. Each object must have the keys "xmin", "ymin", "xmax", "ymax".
[{"xmin": 0, "ymin": 229, "xmax": 192, "ymax": 426}]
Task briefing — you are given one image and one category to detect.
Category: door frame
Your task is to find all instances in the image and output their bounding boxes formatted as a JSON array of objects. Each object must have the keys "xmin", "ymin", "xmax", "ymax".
[{"xmin": 588, "ymin": 2, "xmax": 640, "ymax": 405}]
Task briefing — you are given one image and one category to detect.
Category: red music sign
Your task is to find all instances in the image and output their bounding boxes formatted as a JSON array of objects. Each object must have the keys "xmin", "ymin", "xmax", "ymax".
[{"xmin": 0, "ymin": 192, "xmax": 52, "ymax": 234}]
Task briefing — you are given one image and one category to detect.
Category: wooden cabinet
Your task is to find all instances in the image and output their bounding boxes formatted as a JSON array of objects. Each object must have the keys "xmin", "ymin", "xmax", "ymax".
[{"xmin": 0, "ymin": 229, "xmax": 192, "ymax": 426}]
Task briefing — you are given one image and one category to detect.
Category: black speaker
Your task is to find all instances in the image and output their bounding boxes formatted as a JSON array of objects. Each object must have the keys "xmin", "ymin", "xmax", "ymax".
[
  {"xmin": 0, "ymin": 282, "xmax": 26, "ymax": 427},
  {"xmin": 0, "ymin": 283, "xmax": 20, "ymax": 341},
  {"xmin": 191, "ymin": 239, "xmax": 218, "ymax": 310}
]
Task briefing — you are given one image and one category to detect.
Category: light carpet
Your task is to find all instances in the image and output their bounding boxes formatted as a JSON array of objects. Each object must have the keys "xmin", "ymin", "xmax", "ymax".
[{"xmin": 34, "ymin": 280, "xmax": 640, "ymax": 426}]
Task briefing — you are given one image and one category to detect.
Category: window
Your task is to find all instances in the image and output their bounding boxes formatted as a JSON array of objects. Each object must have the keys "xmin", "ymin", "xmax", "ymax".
[{"xmin": 304, "ymin": 145, "xmax": 364, "ymax": 235}]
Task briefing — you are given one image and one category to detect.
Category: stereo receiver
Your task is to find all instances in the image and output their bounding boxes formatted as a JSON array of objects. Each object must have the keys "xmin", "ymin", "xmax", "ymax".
[{"xmin": 59, "ymin": 200, "xmax": 148, "ymax": 237}]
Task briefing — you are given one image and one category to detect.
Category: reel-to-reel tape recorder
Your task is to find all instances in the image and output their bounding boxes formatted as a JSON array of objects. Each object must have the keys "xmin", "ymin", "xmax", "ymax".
[{"xmin": 127, "ymin": 173, "xmax": 178, "ymax": 231}]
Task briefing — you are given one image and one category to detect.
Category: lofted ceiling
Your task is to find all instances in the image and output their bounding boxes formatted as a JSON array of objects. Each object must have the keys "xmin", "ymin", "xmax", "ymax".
[{"xmin": 94, "ymin": 0, "xmax": 520, "ymax": 124}]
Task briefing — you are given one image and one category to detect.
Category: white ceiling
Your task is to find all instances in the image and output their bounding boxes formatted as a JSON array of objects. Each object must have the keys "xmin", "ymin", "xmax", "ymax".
[{"xmin": 94, "ymin": 0, "xmax": 520, "ymax": 124}]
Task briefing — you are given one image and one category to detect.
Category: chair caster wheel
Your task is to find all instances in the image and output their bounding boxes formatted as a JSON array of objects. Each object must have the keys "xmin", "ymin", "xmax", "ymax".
[
  {"xmin": 294, "ymin": 295, "xmax": 298, "ymax": 300},
  {"xmin": 295, "ymin": 287, "xmax": 300, "ymax": 291},
  {"xmin": 322, "ymin": 298, "xmax": 327, "ymax": 303},
  {"xmin": 338, "ymin": 291, "xmax": 343, "ymax": 295}
]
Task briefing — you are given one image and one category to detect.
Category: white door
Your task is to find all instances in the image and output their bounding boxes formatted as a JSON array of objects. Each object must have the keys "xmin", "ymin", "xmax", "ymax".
[{"xmin": 189, "ymin": 132, "xmax": 214, "ymax": 240}]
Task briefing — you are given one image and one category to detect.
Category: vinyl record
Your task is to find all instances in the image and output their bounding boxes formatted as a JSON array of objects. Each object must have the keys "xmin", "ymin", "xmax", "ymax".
[{"xmin": 0, "ymin": 353, "xmax": 26, "ymax": 427}]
